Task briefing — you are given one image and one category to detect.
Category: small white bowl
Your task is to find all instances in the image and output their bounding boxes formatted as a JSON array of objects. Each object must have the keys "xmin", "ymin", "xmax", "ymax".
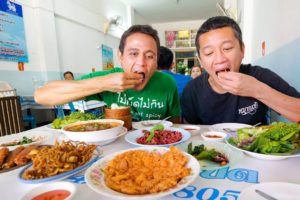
[
  {"xmin": 177, "ymin": 125, "xmax": 201, "ymax": 135},
  {"xmin": 201, "ymin": 131, "xmax": 227, "ymax": 142},
  {"xmin": 62, "ymin": 119, "xmax": 124, "ymax": 142},
  {"xmin": 20, "ymin": 181, "xmax": 76, "ymax": 200}
]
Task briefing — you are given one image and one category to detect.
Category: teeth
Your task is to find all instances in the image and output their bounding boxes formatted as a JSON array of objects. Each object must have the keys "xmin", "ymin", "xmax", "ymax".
[{"xmin": 216, "ymin": 68, "xmax": 230, "ymax": 76}]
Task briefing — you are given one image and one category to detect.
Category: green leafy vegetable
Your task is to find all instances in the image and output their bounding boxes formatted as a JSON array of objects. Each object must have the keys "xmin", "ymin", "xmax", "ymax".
[
  {"xmin": 187, "ymin": 142, "xmax": 228, "ymax": 165},
  {"xmin": 146, "ymin": 124, "xmax": 164, "ymax": 143},
  {"xmin": 51, "ymin": 111, "xmax": 98, "ymax": 129},
  {"xmin": 233, "ymin": 122, "xmax": 300, "ymax": 155}
]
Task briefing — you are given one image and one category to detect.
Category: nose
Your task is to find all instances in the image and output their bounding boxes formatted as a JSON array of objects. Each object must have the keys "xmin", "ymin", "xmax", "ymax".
[
  {"xmin": 135, "ymin": 54, "xmax": 146, "ymax": 66},
  {"xmin": 214, "ymin": 49, "xmax": 227, "ymax": 63}
]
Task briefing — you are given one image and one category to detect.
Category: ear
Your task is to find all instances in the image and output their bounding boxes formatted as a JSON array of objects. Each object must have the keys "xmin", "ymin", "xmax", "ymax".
[
  {"xmin": 241, "ymin": 42, "xmax": 245, "ymax": 58},
  {"xmin": 117, "ymin": 50, "xmax": 122, "ymax": 63}
]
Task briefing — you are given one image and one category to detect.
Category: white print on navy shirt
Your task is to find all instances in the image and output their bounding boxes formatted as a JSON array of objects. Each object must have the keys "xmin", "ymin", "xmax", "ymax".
[{"xmin": 238, "ymin": 101, "xmax": 258, "ymax": 116}]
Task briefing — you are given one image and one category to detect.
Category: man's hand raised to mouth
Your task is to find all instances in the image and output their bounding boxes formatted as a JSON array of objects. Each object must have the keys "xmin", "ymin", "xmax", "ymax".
[
  {"xmin": 217, "ymin": 71, "xmax": 261, "ymax": 98},
  {"xmin": 102, "ymin": 72, "xmax": 144, "ymax": 92}
]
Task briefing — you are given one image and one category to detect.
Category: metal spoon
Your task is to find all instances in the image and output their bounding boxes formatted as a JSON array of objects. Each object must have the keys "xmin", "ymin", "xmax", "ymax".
[
  {"xmin": 223, "ymin": 122, "xmax": 262, "ymax": 133},
  {"xmin": 255, "ymin": 189, "xmax": 278, "ymax": 200}
]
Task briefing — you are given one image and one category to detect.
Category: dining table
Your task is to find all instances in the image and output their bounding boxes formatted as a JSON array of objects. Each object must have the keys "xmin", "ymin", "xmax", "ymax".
[{"xmin": 0, "ymin": 124, "xmax": 299, "ymax": 200}]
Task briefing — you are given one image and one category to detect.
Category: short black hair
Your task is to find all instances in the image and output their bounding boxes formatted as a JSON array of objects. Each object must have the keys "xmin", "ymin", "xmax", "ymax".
[
  {"xmin": 63, "ymin": 71, "xmax": 74, "ymax": 78},
  {"xmin": 119, "ymin": 24, "xmax": 160, "ymax": 55},
  {"xmin": 195, "ymin": 16, "xmax": 243, "ymax": 56},
  {"xmin": 157, "ymin": 46, "xmax": 173, "ymax": 70}
]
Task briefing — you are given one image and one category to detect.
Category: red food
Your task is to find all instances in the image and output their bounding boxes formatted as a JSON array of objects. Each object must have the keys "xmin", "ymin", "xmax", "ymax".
[
  {"xmin": 32, "ymin": 189, "xmax": 70, "ymax": 200},
  {"xmin": 136, "ymin": 130, "xmax": 182, "ymax": 145}
]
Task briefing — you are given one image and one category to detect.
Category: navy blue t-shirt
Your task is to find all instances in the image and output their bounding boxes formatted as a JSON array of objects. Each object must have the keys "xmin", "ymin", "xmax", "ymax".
[{"xmin": 181, "ymin": 64, "xmax": 300, "ymax": 125}]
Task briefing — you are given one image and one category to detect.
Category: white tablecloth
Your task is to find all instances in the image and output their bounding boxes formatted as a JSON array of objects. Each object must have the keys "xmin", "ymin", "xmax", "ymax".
[{"xmin": 0, "ymin": 125, "xmax": 299, "ymax": 200}]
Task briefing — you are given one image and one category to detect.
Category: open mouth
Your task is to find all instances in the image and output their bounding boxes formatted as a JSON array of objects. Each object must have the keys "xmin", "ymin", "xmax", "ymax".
[
  {"xmin": 216, "ymin": 68, "xmax": 230, "ymax": 76},
  {"xmin": 134, "ymin": 71, "xmax": 145, "ymax": 81}
]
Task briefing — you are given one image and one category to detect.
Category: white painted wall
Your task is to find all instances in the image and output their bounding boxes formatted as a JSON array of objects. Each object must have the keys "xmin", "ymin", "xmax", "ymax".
[
  {"xmin": 240, "ymin": 0, "xmax": 300, "ymax": 63},
  {"xmin": 0, "ymin": 0, "xmax": 128, "ymax": 95}
]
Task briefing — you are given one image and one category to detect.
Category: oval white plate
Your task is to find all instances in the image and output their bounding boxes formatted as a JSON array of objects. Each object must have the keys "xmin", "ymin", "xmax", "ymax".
[
  {"xmin": 20, "ymin": 181, "xmax": 76, "ymax": 200},
  {"xmin": 125, "ymin": 127, "xmax": 190, "ymax": 147},
  {"xmin": 85, "ymin": 147, "xmax": 200, "ymax": 200},
  {"xmin": 177, "ymin": 140, "xmax": 244, "ymax": 170},
  {"xmin": 61, "ymin": 127, "xmax": 127, "ymax": 146},
  {"xmin": 239, "ymin": 182, "xmax": 300, "ymax": 200},
  {"xmin": 209, "ymin": 123, "xmax": 252, "ymax": 137},
  {"xmin": 226, "ymin": 137, "xmax": 300, "ymax": 160},
  {"xmin": 0, "ymin": 130, "xmax": 52, "ymax": 151},
  {"xmin": 132, "ymin": 120, "xmax": 173, "ymax": 130},
  {"xmin": 18, "ymin": 150, "xmax": 100, "ymax": 184}
]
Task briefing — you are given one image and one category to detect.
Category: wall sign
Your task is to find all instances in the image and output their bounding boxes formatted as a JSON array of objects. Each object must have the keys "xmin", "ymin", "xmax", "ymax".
[
  {"xmin": 0, "ymin": 0, "xmax": 28, "ymax": 62},
  {"xmin": 101, "ymin": 44, "xmax": 114, "ymax": 70}
]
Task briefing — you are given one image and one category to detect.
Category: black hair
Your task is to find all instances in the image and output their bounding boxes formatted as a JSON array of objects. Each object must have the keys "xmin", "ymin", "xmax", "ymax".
[
  {"xmin": 157, "ymin": 46, "xmax": 173, "ymax": 70},
  {"xmin": 118, "ymin": 24, "xmax": 160, "ymax": 55},
  {"xmin": 195, "ymin": 16, "xmax": 243, "ymax": 56},
  {"xmin": 63, "ymin": 71, "xmax": 74, "ymax": 78}
]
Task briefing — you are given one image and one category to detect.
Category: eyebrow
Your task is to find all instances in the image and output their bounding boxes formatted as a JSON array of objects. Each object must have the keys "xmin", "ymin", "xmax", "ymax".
[
  {"xmin": 202, "ymin": 40, "xmax": 234, "ymax": 51},
  {"xmin": 127, "ymin": 48, "xmax": 156, "ymax": 55}
]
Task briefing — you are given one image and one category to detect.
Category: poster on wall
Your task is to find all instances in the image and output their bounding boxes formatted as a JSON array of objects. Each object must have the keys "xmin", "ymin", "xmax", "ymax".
[
  {"xmin": 0, "ymin": 0, "xmax": 28, "ymax": 62},
  {"xmin": 165, "ymin": 31, "xmax": 176, "ymax": 48},
  {"xmin": 101, "ymin": 44, "xmax": 114, "ymax": 70}
]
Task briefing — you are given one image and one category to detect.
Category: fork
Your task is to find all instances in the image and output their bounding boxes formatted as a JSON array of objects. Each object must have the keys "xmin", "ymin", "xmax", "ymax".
[{"xmin": 141, "ymin": 116, "xmax": 171, "ymax": 127}]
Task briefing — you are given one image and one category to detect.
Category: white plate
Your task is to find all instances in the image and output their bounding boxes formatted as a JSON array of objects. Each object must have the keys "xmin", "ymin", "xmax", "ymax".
[
  {"xmin": 209, "ymin": 123, "xmax": 252, "ymax": 136},
  {"xmin": 85, "ymin": 147, "xmax": 200, "ymax": 200},
  {"xmin": 18, "ymin": 149, "xmax": 100, "ymax": 184},
  {"xmin": 61, "ymin": 127, "xmax": 128, "ymax": 146},
  {"xmin": 125, "ymin": 127, "xmax": 190, "ymax": 147},
  {"xmin": 177, "ymin": 140, "xmax": 244, "ymax": 170},
  {"xmin": 132, "ymin": 120, "xmax": 173, "ymax": 130},
  {"xmin": 226, "ymin": 137, "xmax": 300, "ymax": 160},
  {"xmin": 20, "ymin": 181, "xmax": 76, "ymax": 200},
  {"xmin": 0, "ymin": 130, "xmax": 52, "ymax": 151},
  {"xmin": 239, "ymin": 182, "xmax": 300, "ymax": 200}
]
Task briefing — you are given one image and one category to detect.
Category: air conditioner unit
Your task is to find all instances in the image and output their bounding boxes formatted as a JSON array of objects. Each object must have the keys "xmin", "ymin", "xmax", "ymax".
[
  {"xmin": 216, "ymin": 1, "xmax": 240, "ymax": 23},
  {"xmin": 103, "ymin": 15, "xmax": 126, "ymax": 34}
]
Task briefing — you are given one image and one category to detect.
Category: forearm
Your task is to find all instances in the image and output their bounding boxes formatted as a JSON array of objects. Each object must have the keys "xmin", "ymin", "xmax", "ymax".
[
  {"xmin": 255, "ymin": 83, "xmax": 300, "ymax": 123},
  {"xmin": 34, "ymin": 77, "xmax": 105, "ymax": 105}
]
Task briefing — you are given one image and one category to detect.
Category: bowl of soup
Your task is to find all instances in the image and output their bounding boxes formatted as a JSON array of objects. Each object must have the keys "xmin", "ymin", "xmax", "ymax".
[{"xmin": 62, "ymin": 119, "xmax": 124, "ymax": 142}]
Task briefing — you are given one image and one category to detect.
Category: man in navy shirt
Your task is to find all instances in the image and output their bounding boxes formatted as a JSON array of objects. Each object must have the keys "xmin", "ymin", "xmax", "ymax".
[
  {"xmin": 158, "ymin": 46, "xmax": 192, "ymax": 97},
  {"xmin": 182, "ymin": 16, "xmax": 300, "ymax": 125}
]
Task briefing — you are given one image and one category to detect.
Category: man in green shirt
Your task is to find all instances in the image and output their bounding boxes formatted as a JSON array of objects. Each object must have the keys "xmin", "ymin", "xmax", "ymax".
[{"xmin": 34, "ymin": 25, "xmax": 180, "ymax": 122}]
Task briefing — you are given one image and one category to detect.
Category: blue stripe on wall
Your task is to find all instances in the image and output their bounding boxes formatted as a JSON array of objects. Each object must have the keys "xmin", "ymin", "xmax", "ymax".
[
  {"xmin": 254, "ymin": 37, "xmax": 300, "ymax": 122},
  {"xmin": 0, "ymin": 70, "xmax": 84, "ymax": 95},
  {"xmin": 254, "ymin": 37, "xmax": 300, "ymax": 91}
]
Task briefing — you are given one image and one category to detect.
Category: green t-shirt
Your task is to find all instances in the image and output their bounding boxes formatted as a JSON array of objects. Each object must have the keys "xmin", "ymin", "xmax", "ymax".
[{"xmin": 80, "ymin": 68, "xmax": 180, "ymax": 121}]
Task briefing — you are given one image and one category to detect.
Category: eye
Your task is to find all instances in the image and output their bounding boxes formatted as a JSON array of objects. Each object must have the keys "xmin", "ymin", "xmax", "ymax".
[
  {"xmin": 223, "ymin": 47, "xmax": 233, "ymax": 51},
  {"xmin": 146, "ymin": 54, "xmax": 154, "ymax": 59},
  {"xmin": 129, "ymin": 52, "xmax": 138, "ymax": 56},
  {"xmin": 204, "ymin": 52, "xmax": 213, "ymax": 57}
]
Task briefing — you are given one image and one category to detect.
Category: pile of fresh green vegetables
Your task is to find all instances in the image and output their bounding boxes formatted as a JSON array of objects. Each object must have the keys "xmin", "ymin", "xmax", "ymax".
[
  {"xmin": 51, "ymin": 111, "xmax": 98, "ymax": 129},
  {"xmin": 228, "ymin": 122, "xmax": 300, "ymax": 155}
]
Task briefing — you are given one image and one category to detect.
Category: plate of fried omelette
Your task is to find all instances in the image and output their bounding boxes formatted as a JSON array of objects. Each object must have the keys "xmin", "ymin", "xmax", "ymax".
[{"xmin": 85, "ymin": 146, "xmax": 200, "ymax": 199}]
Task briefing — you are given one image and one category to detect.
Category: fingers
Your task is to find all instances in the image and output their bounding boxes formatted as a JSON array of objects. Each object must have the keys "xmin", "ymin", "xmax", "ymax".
[{"xmin": 105, "ymin": 72, "xmax": 143, "ymax": 92}]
